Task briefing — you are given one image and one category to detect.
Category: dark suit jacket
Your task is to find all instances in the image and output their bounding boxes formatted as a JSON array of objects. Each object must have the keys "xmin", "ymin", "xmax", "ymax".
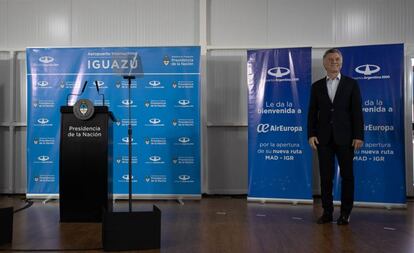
[{"xmin": 307, "ymin": 74, "xmax": 364, "ymax": 145}]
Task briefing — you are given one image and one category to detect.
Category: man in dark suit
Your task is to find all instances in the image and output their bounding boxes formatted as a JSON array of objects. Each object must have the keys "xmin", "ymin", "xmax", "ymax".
[{"xmin": 307, "ymin": 48, "xmax": 364, "ymax": 225}]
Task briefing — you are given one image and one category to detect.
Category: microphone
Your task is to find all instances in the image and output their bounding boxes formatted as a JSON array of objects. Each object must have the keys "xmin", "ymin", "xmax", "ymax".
[
  {"xmin": 94, "ymin": 80, "xmax": 100, "ymax": 93},
  {"xmin": 81, "ymin": 80, "xmax": 88, "ymax": 94}
]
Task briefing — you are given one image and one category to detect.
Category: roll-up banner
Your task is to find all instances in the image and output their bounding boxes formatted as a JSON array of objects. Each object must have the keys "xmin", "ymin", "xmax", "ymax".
[
  {"xmin": 26, "ymin": 47, "xmax": 201, "ymax": 199},
  {"xmin": 337, "ymin": 44, "xmax": 405, "ymax": 206},
  {"xmin": 247, "ymin": 47, "xmax": 313, "ymax": 203}
]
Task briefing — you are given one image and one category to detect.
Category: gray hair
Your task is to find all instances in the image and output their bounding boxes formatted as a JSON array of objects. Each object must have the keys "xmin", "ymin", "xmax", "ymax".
[{"xmin": 323, "ymin": 48, "xmax": 342, "ymax": 59}]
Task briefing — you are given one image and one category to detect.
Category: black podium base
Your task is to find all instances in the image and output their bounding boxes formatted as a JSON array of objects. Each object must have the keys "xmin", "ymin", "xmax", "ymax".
[
  {"xmin": 0, "ymin": 207, "xmax": 13, "ymax": 245},
  {"xmin": 102, "ymin": 205, "xmax": 161, "ymax": 251}
]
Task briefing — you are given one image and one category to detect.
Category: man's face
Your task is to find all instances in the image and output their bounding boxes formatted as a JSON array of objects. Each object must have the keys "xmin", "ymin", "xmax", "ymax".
[{"xmin": 323, "ymin": 52, "xmax": 342, "ymax": 74}]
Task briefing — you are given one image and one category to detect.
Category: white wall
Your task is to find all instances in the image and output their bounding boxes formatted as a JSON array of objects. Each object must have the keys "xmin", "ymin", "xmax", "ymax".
[{"xmin": 0, "ymin": 0, "xmax": 413, "ymax": 195}]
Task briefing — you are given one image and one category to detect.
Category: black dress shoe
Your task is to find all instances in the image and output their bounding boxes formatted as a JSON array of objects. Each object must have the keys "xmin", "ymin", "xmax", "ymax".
[
  {"xmin": 337, "ymin": 215, "xmax": 350, "ymax": 225},
  {"xmin": 317, "ymin": 214, "xmax": 333, "ymax": 224}
]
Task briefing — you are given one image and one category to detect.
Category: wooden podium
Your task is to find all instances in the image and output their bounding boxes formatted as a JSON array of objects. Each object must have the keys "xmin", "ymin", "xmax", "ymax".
[{"xmin": 59, "ymin": 106, "xmax": 114, "ymax": 222}]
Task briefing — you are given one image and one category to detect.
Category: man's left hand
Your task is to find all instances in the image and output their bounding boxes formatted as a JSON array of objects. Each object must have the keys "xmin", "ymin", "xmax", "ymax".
[{"xmin": 352, "ymin": 139, "xmax": 364, "ymax": 150}]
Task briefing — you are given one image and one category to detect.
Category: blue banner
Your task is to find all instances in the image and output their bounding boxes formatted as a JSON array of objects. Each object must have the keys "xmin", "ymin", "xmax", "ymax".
[
  {"xmin": 337, "ymin": 44, "xmax": 405, "ymax": 205},
  {"xmin": 26, "ymin": 47, "xmax": 201, "ymax": 197},
  {"xmin": 247, "ymin": 47, "xmax": 312, "ymax": 201}
]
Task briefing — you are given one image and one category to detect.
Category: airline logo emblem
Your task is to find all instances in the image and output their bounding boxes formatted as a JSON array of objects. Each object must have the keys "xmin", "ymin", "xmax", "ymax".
[
  {"xmin": 37, "ymin": 118, "xmax": 49, "ymax": 125},
  {"xmin": 122, "ymin": 137, "xmax": 134, "ymax": 143},
  {"xmin": 37, "ymin": 81, "xmax": 49, "ymax": 87},
  {"xmin": 355, "ymin": 64, "xmax": 381, "ymax": 75},
  {"xmin": 178, "ymin": 137, "xmax": 190, "ymax": 143},
  {"xmin": 267, "ymin": 67, "xmax": 290, "ymax": 78},
  {"xmin": 149, "ymin": 156, "xmax": 161, "ymax": 162},
  {"xmin": 149, "ymin": 118, "xmax": 161, "ymax": 125},
  {"xmin": 178, "ymin": 175, "xmax": 190, "ymax": 181},
  {"xmin": 146, "ymin": 155, "xmax": 165, "ymax": 164},
  {"xmin": 122, "ymin": 174, "xmax": 134, "ymax": 180},
  {"xmin": 175, "ymin": 99, "xmax": 193, "ymax": 108},
  {"xmin": 178, "ymin": 99, "xmax": 190, "ymax": 106},
  {"xmin": 37, "ymin": 155, "xmax": 49, "ymax": 162},
  {"xmin": 176, "ymin": 174, "xmax": 194, "ymax": 183},
  {"xmin": 122, "ymin": 99, "xmax": 133, "ymax": 105},
  {"xmin": 175, "ymin": 136, "xmax": 193, "ymax": 146},
  {"xmin": 146, "ymin": 80, "xmax": 164, "ymax": 89},
  {"xmin": 149, "ymin": 80, "xmax": 161, "ymax": 87},
  {"xmin": 38, "ymin": 56, "xmax": 54, "ymax": 63}
]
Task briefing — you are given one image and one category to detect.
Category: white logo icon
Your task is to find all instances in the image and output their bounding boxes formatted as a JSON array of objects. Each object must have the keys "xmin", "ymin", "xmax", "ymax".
[
  {"xmin": 149, "ymin": 80, "xmax": 161, "ymax": 87},
  {"xmin": 96, "ymin": 80, "xmax": 104, "ymax": 87},
  {"xmin": 38, "ymin": 155, "xmax": 50, "ymax": 162},
  {"xmin": 122, "ymin": 137, "xmax": 133, "ymax": 143},
  {"xmin": 267, "ymin": 67, "xmax": 291, "ymax": 78},
  {"xmin": 122, "ymin": 174, "xmax": 134, "ymax": 180},
  {"xmin": 37, "ymin": 118, "xmax": 49, "ymax": 124},
  {"xmin": 178, "ymin": 137, "xmax": 190, "ymax": 143},
  {"xmin": 257, "ymin": 124, "xmax": 270, "ymax": 133},
  {"xmin": 37, "ymin": 81, "xmax": 49, "ymax": 87},
  {"xmin": 149, "ymin": 118, "xmax": 161, "ymax": 124},
  {"xmin": 355, "ymin": 64, "xmax": 381, "ymax": 75},
  {"xmin": 178, "ymin": 175, "xmax": 190, "ymax": 181},
  {"xmin": 149, "ymin": 156, "xmax": 161, "ymax": 162},
  {"xmin": 122, "ymin": 99, "xmax": 133, "ymax": 105},
  {"xmin": 178, "ymin": 100, "xmax": 190, "ymax": 106},
  {"xmin": 38, "ymin": 56, "xmax": 54, "ymax": 63}
]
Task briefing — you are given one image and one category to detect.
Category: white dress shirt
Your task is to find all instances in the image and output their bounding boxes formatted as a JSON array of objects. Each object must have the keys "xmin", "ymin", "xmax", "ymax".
[{"xmin": 326, "ymin": 73, "xmax": 341, "ymax": 102}]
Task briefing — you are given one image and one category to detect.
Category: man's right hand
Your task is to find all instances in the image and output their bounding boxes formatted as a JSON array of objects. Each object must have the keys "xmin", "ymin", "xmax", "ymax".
[{"xmin": 308, "ymin": 136, "xmax": 319, "ymax": 150}]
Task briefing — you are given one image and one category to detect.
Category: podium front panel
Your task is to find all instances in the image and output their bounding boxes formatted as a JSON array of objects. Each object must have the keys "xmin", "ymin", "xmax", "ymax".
[{"xmin": 59, "ymin": 106, "xmax": 113, "ymax": 222}]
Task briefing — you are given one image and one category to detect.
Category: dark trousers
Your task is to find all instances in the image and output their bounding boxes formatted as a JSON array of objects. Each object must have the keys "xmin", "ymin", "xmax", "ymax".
[{"xmin": 317, "ymin": 140, "xmax": 355, "ymax": 216}]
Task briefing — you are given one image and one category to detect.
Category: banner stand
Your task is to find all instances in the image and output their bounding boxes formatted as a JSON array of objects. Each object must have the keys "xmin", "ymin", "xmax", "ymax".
[{"xmin": 248, "ymin": 197, "xmax": 313, "ymax": 205}]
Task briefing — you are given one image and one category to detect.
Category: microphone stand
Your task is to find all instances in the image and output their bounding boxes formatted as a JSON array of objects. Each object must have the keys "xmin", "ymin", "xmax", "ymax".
[{"xmin": 123, "ymin": 75, "xmax": 135, "ymax": 212}]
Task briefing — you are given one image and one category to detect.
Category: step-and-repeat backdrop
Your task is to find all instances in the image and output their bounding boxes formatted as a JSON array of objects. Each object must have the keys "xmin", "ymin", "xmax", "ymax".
[{"xmin": 26, "ymin": 47, "xmax": 201, "ymax": 198}]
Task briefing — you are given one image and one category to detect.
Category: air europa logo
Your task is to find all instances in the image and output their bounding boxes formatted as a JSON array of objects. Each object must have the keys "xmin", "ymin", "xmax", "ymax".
[
  {"xmin": 38, "ymin": 56, "xmax": 54, "ymax": 63},
  {"xmin": 355, "ymin": 64, "xmax": 380, "ymax": 75},
  {"xmin": 257, "ymin": 123, "xmax": 302, "ymax": 133},
  {"xmin": 267, "ymin": 67, "xmax": 290, "ymax": 78}
]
